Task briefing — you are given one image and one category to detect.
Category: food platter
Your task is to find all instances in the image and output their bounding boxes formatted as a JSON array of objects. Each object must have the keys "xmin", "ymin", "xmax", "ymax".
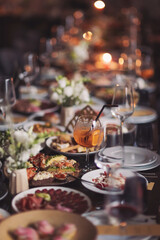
[
  {"xmin": 81, "ymin": 169, "xmax": 148, "ymax": 194},
  {"xmin": 23, "ymin": 121, "xmax": 64, "ymax": 133},
  {"xmin": 12, "ymin": 186, "xmax": 92, "ymax": 214},
  {"xmin": 0, "ymin": 210, "xmax": 97, "ymax": 240},
  {"xmin": 101, "ymin": 146, "xmax": 160, "ymax": 171},
  {"xmin": 26, "ymin": 153, "xmax": 81, "ymax": 187},
  {"xmin": 46, "ymin": 136, "xmax": 101, "ymax": 157},
  {"xmin": 12, "ymin": 99, "xmax": 59, "ymax": 116}
]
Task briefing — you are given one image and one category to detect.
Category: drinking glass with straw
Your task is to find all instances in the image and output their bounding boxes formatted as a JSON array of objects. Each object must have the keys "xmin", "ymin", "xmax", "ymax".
[{"xmin": 73, "ymin": 104, "xmax": 117, "ymax": 172}]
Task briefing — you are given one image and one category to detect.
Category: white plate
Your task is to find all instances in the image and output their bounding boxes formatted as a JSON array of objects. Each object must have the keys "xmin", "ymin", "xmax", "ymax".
[
  {"xmin": 0, "ymin": 113, "xmax": 28, "ymax": 131},
  {"xmin": 23, "ymin": 121, "xmax": 65, "ymax": 133},
  {"xmin": 101, "ymin": 146, "xmax": 157, "ymax": 167},
  {"xmin": 127, "ymin": 106, "xmax": 157, "ymax": 124},
  {"xmin": 81, "ymin": 169, "xmax": 148, "ymax": 195},
  {"xmin": 46, "ymin": 136, "xmax": 101, "ymax": 157},
  {"xmin": 12, "ymin": 186, "xmax": 92, "ymax": 213}
]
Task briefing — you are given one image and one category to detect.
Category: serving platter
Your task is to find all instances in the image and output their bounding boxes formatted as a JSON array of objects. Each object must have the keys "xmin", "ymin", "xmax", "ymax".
[
  {"xmin": 0, "ymin": 210, "xmax": 97, "ymax": 240},
  {"xmin": 12, "ymin": 186, "xmax": 92, "ymax": 214},
  {"xmin": 12, "ymin": 99, "xmax": 59, "ymax": 116},
  {"xmin": 46, "ymin": 136, "xmax": 101, "ymax": 157},
  {"xmin": 23, "ymin": 120, "xmax": 64, "ymax": 133}
]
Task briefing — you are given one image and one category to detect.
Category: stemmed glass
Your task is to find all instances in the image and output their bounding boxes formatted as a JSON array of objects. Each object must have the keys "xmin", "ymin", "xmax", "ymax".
[
  {"xmin": 19, "ymin": 53, "xmax": 39, "ymax": 89},
  {"xmin": 73, "ymin": 115, "xmax": 104, "ymax": 172},
  {"xmin": 111, "ymin": 83, "xmax": 134, "ymax": 165},
  {"xmin": 105, "ymin": 171, "xmax": 144, "ymax": 227},
  {"xmin": 0, "ymin": 77, "xmax": 16, "ymax": 119}
]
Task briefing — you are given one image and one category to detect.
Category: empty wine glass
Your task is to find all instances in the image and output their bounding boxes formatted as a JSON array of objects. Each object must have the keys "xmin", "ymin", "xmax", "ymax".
[
  {"xmin": 19, "ymin": 53, "xmax": 39, "ymax": 88},
  {"xmin": 111, "ymin": 83, "xmax": 134, "ymax": 165},
  {"xmin": 0, "ymin": 77, "xmax": 16, "ymax": 119},
  {"xmin": 105, "ymin": 170, "xmax": 144, "ymax": 227},
  {"xmin": 73, "ymin": 115, "xmax": 104, "ymax": 172}
]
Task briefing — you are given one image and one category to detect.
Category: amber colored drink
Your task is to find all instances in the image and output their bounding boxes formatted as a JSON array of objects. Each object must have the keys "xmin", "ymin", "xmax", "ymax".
[{"xmin": 73, "ymin": 127, "xmax": 103, "ymax": 148}]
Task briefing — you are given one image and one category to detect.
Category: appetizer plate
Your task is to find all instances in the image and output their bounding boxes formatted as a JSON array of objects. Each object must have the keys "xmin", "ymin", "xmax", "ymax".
[
  {"xmin": 101, "ymin": 146, "xmax": 159, "ymax": 170},
  {"xmin": 12, "ymin": 99, "xmax": 59, "ymax": 116},
  {"xmin": 46, "ymin": 136, "xmax": 101, "ymax": 157},
  {"xmin": 127, "ymin": 106, "xmax": 157, "ymax": 124},
  {"xmin": 0, "ymin": 210, "xmax": 97, "ymax": 240},
  {"xmin": 12, "ymin": 186, "xmax": 92, "ymax": 213},
  {"xmin": 23, "ymin": 121, "xmax": 64, "ymax": 133},
  {"xmin": 81, "ymin": 169, "xmax": 148, "ymax": 195}
]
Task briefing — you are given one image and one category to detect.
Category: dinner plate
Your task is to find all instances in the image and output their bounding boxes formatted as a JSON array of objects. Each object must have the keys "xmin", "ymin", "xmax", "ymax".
[
  {"xmin": 19, "ymin": 85, "xmax": 48, "ymax": 99},
  {"xmin": 12, "ymin": 99, "xmax": 59, "ymax": 116},
  {"xmin": 0, "ymin": 210, "xmax": 97, "ymax": 240},
  {"xmin": 23, "ymin": 120, "xmax": 65, "ymax": 133},
  {"xmin": 0, "ymin": 113, "xmax": 28, "ymax": 131},
  {"xmin": 81, "ymin": 169, "xmax": 148, "ymax": 195},
  {"xmin": 46, "ymin": 136, "xmax": 101, "ymax": 157},
  {"xmin": 12, "ymin": 186, "xmax": 92, "ymax": 213},
  {"xmin": 101, "ymin": 146, "xmax": 157, "ymax": 167},
  {"xmin": 127, "ymin": 106, "xmax": 157, "ymax": 124}
]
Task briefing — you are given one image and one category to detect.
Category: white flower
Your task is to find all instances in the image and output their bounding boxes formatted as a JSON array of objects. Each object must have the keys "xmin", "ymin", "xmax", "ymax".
[
  {"xmin": 29, "ymin": 143, "xmax": 42, "ymax": 156},
  {"xmin": 79, "ymin": 88, "xmax": 90, "ymax": 102},
  {"xmin": 58, "ymin": 78, "xmax": 67, "ymax": 88},
  {"xmin": 6, "ymin": 156, "xmax": 15, "ymax": 164},
  {"xmin": 51, "ymin": 92, "xmax": 59, "ymax": 102},
  {"xmin": 19, "ymin": 150, "xmax": 30, "ymax": 162},
  {"xmin": 64, "ymin": 86, "xmax": 73, "ymax": 97},
  {"xmin": 13, "ymin": 130, "xmax": 29, "ymax": 144}
]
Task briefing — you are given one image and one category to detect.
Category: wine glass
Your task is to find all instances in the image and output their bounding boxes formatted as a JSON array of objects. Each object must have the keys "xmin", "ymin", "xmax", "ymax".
[
  {"xmin": 19, "ymin": 53, "xmax": 39, "ymax": 89},
  {"xmin": 105, "ymin": 170, "xmax": 144, "ymax": 227},
  {"xmin": 73, "ymin": 115, "xmax": 104, "ymax": 172},
  {"xmin": 111, "ymin": 83, "xmax": 134, "ymax": 165},
  {"xmin": 0, "ymin": 77, "xmax": 16, "ymax": 119}
]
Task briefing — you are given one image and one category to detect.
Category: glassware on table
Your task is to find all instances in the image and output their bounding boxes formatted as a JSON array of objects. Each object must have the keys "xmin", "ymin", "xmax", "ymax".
[
  {"xmin": 19, "ymin": 53, "xmax": 39, "ymax": 88},
  {"xmin": 0, "ymin": 77, "xmax": 16, "ymax": 119},
  {"xmin": 111, "ymin": 83, "xmax": 134, "ymax": 165},
  {"xmin": 105, "ymin": 169, "xmax": 144, "ymax": 227},
  {"xmin": 73, "ymin": 115, "xmax": 104, "ymax": 172}
]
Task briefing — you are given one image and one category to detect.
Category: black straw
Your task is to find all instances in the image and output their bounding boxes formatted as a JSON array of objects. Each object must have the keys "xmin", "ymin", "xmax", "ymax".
[{"xmin": 95, "ymin": 104, "xmax": 118, "ymax": 122}]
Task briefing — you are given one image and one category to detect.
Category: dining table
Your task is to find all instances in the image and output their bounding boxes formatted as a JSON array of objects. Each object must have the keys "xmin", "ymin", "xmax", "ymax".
[{"xmin": 0, "ymin": 128, "xmax": 160, "ymax": 240}]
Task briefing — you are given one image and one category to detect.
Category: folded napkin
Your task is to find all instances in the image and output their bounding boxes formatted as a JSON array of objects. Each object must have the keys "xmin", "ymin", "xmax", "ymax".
[{"xmin": 147, "ymin": 182, "xmax": 155, "ymax": 191}]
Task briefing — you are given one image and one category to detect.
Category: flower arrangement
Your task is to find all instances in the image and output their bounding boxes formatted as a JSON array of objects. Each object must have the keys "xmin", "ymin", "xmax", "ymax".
[
  {"xmin": 50, "ymin": 74, "xmax": 91, "ymax": 107},
  {"xmin": 70, "ymin": 40, "xmax": 89, "ymax": 64},
  {"xmin": 0, "ymin": 127, "xmax": 57, "ymax": 173}
]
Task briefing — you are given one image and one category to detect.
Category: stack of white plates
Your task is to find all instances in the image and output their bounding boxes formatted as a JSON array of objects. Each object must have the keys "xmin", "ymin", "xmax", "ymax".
[{"xmin": 100, "ymin": 146, "xmax": 160, "ymax": 171}]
